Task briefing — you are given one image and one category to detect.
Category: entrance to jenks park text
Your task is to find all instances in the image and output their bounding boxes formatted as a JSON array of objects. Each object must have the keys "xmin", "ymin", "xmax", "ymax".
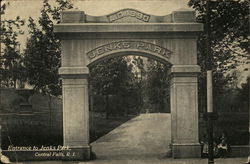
[{"xmin": 54, "ymin": 8, "xmax": 203, "ymax": 160}]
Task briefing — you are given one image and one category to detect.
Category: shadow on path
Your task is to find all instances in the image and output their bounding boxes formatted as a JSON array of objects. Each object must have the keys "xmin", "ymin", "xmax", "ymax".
[{"xmin": 91, "ymin": 113, "xmax": 172, "ymax": 160}]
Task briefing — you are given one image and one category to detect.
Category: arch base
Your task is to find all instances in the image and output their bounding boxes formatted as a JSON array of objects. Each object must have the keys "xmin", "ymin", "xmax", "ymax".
[{"xmin": 171, "ymin": 143, "xmax": 201, "ymax": 158}]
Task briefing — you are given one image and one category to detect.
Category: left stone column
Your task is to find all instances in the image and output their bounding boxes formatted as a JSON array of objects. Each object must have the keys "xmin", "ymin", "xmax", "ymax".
[{"xmin": 59, "ymin": 67, "xmax": 91, "ymax": 160}]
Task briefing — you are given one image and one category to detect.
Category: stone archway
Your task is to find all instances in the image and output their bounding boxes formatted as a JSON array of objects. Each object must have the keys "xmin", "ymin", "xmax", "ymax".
[{"xmin": 54, "ymin": 8, "xmax": 203, "ymax": 160}]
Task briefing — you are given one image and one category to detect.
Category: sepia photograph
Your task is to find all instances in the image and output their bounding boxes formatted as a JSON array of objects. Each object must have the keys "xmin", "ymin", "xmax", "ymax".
[{"xmin": 0, "ymin": 0, "xmax": 249, "ymax": 163}]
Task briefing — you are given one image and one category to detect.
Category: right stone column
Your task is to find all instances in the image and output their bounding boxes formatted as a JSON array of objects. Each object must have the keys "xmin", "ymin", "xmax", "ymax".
[{"xmin": 170, "ymin": 65, "xmax": 201, "ymax": 158}]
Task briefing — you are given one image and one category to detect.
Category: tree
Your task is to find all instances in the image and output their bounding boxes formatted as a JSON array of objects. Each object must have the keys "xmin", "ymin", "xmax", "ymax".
[
  {"xmin": 89, "ymin": 56, "xmax": 135, "ymax": 118},
  {"xmin": 188, "ymin": 0, "xmax": 248, "ymax": 72},
  {"xmin": 188, "ymin": 0, "xmax": 249, "ymax": 112},
  {"xmin": 131, "ymin": 56, "xmax": 146, "ymax": 114},
  {"xmin": 239, "ymin": 76, "xmax": 249, "ymax": 103},
  {"xmin": 23, "ymin": 0, "xmax": 73, "ymax": 142},
  {"xmin": 144, "ymin": 59, "xmax": 171, "ymax": 113},
  {"xmin": 89, "ymin": 57, "xmax": 132, "ymax": 95},
  {"xmin": 189, "ymin": 0, "xmax": 249, "ymax": 144},
  {"xmin": 0, "ymin": 2, "xmax": 25, "ymax": 88},
  {"xmin": 23, "ymin": 0, "xmax": 73, "ymax": 96}
]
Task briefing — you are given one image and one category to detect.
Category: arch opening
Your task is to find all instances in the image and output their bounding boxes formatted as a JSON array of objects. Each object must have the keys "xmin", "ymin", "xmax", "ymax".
[
  {"xmin": 88, "ymin": 53, "xmax": 172, "ymax": 158},
  {"xmin": 88, "ymin": 53, "xmax": 172, "ymax": 114}
]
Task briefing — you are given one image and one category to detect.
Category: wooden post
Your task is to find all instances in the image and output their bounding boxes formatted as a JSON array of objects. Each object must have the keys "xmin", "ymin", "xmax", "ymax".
[
  {"xmin": 207, "ymin": 70, "xmax": 214, "ymax": 164},
  {"xmin": 207, "ymin": 71, "xmax": 213, "ymax": 113},
  {"xmin": 206, "ymin": 0, "xmax": 214, "ymax": 163}
]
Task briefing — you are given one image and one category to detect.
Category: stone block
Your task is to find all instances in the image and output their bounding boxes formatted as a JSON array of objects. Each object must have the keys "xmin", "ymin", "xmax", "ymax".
[
  {"xmin": 59, "ymin": 67, "xmax": 89, "ymax": 75},
  {"xmin": 171, "ymin": 65, "xmax": 201, "ymax": 73},
  {"xmin": 172, "ymin": 143, "xmax": 201, "ymax": 158},
  {"xmin": 230, "ymin": 145, "xmax": 250, "ymax": 157},
  {"xmin": 61, "ymin": 10, "xmax": 85, "ymax": 23},
  {"xmin": 172, "ymin": 9, "xmax": 196, "ymax": 23}
]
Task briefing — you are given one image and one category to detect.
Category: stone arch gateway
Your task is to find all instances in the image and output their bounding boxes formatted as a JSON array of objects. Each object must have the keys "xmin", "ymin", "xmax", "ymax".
[{"xmin": 54, "ymin": 8, "xmax": 203, "ymax": 160}]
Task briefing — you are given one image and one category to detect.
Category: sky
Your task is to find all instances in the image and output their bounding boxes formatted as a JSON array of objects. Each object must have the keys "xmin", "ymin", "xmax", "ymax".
[
  {"xmin": 2, "ymin": 0, "xmax": 190, "ymax": 48},
  {"xmin": 4, "ymin": 0, "xmax": 189, "ymax": 17}
]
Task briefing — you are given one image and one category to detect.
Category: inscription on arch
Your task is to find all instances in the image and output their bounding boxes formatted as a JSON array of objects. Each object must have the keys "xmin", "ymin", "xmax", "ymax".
[
  {"xmin": 107, "ymin": 9, "xmax": 150, "ymax": 22},
  {"xmin": 86, "ymin": 41, "xmax": 173, "ymax": 60}
]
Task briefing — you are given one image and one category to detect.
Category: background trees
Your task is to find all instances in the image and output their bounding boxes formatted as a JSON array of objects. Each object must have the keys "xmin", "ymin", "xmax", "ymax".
[
  {"xmin": 89, "ymin": 57, "xmax": 133, "ymax": 96},
  {"xmin": 23, "ymin": 0, "xmax": 73, "ymax": 97},
  {"xmin": 188, "ymin": 0, "xmax": 248, "ymax": 73},
  {"xmin": 0, "ymin": 2, "xmax": 25, "ymax": 88},
  {"xmin": 89, "ymin": 55, "xmax": 172, "ymax": 116},
  {"xmin": 188, "ymin": 0, "xmax": 249, "ymax": 111},
  {"xmin": 22, "ymin": 0, "xmax": 74, "ymax": 142},
  {"xmin": 89, "ymin": 56, "xmax": 136, "ymax": 117},
  {"xmin": 188, "ymin": 0, "xmax": 249, "ymax": 144},
  {"xmin": 142, "ymin": 59, "xmax": 171, "ymax": 113}
]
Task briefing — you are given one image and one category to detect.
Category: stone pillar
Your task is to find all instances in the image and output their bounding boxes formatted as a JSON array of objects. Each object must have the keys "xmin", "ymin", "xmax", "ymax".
[
  {"xmin": 170, "ymin": 65, "xmax": 201, "ymax": 158},
  {"xmin": 59, "ymin": 67, "xmax": 91, "ymax": 160}
]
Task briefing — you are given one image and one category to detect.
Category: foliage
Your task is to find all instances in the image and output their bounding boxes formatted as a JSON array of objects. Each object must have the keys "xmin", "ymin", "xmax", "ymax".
[
  {"xmin": 90, "ymin": 55, "xmax": 172, "ymax": 115},
  {"xmin": 0, "ymin": 2, "xmax": 25, "ymax": 88},
  {"xmin": 188, "ymin": 0, "xmax": 248, "ymax": 72},
  {"xmin": 188, "ymin": 0, "xmax": 249, "ymax": 111},
  {"xmin": 89, "ymin": 56, "xmax": 137, "ymax": 117},
  {"xmin": 89, "ymin": 56, "xmax": 134, "ymax": 95},
  {"xmin": 239, "ymin": 76, "xmax": 249, "ymax": 102},
  {"xmin": 131, "ymin": 56, "xmax": 146, "ymax": 113},
  {"xmin": 189, "ymin": 0, "xmax": 249, "ymax": 144},
  {"xmin": 212, "ymin": 78, "xmax": 249, "ymax": 145},
  {"xmin": 23, "ymin": 0, "xmax": 73, "ymax": 96},
  {"xmin": 143, "ymin": 59, "xmax": 171, "ymax": 113}
]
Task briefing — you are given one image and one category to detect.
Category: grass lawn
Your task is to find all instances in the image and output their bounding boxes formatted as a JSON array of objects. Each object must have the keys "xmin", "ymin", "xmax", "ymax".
[
  {"xmin": 1, "ymin": 88, "xmax": 135, "ymax": 147},
  {"xmin": 1, "ymin": 111, "xmax": 134, "ymax": 149}
]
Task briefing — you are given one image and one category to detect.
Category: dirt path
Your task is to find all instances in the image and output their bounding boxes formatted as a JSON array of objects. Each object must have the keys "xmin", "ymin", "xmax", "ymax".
[{"xmin": 91, "ymin": 113, "xmax": 171, "ymax": 159}]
